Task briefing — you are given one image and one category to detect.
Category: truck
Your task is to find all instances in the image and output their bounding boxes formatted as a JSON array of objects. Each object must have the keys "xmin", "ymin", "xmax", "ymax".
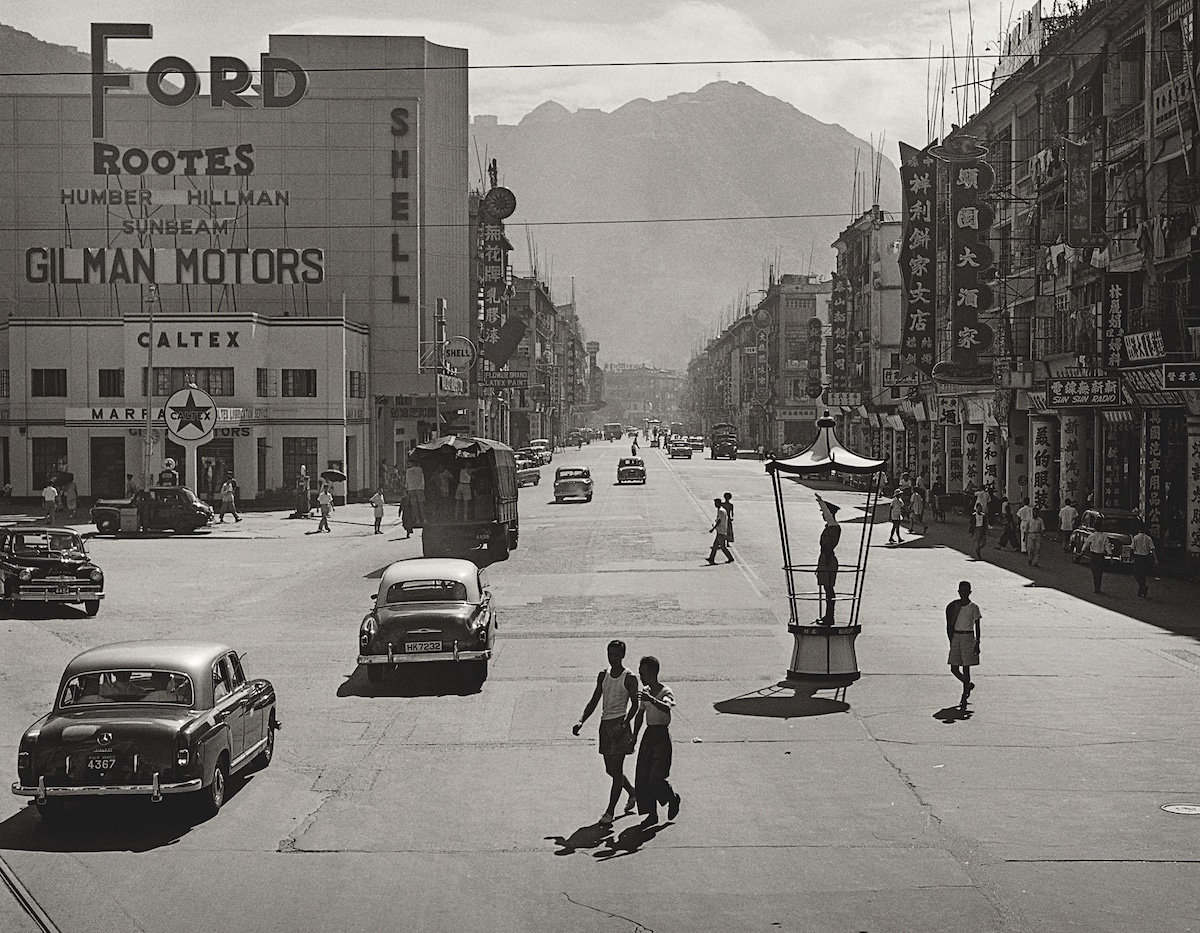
[
  {"xmin": 602, "ymin": 422, "xmax": 624, "ymax": 441},
  {"xmin": 710, "ymin": 423, "xmax": 739, "ymax": 460},
  {"xmin": 90, "ymin": 486, "xmax": 215, "ymax": 535},
  {"xmin": 409, "ymin": 435, "xmax": 519, "ymax": 561}
]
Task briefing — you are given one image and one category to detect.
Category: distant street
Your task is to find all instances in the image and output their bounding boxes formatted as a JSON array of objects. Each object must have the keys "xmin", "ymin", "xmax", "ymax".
[{"xmin": 2, "ymin": 443, "xmax": 1200, "ymax": 932}]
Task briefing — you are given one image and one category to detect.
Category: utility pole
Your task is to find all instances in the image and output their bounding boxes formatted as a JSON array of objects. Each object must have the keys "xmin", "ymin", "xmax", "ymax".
[
  {"xmin": 435, "ymin": 298, "xmax": 446, "ymax": 437},
  {"xmin": 144, "ymin": 283, "xmax": 157, "ymax": 488}
]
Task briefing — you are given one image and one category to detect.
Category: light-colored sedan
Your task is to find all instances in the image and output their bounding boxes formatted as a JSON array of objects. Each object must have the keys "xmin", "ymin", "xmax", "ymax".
[
  {"xmin": 358, "ymin": 558, "xmax": 496, "ymax": 683},
  {"xmin": 554, "ymin": 467, "xmax": 594, "ymax": 502},
  {"xmin": 515, "ymin": 457, "xmax": 541, "ymax": 487},
  {"xmin": 529, "ymin": 439, "xmax": 553, "ymax": 464}
]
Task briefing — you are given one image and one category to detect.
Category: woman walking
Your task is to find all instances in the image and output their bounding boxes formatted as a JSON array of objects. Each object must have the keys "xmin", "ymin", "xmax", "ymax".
[
  {"xmin": 632, "ymin": 656, "xmax": 681, "ymax": 827},
  {"xmin": 970, "ymin": 503, "xmax": 989, "ymax": 558},
  {"xmin": 908, "ymin": 487, "xmax": 926, "ymax": 533}
]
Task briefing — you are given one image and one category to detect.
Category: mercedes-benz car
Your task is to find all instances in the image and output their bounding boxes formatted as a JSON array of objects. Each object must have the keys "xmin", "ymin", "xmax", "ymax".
[
  {"xmin": 554, "ymin": 467, "xmax": 594, "ymax": 502},
  {"xmin": 617, "ymin": 458, "xmax": 647, "ymax": 485},
  {"xmin": 0, "ymin": 524, "xmax": 105, "ymax": 616},
  {"xmin": 12, "ymin": 640, "xmax": 278, "ymax": 823},
  {"xmin": 358, "ymin": 558, "xmax": 496, "ymax": 683}
]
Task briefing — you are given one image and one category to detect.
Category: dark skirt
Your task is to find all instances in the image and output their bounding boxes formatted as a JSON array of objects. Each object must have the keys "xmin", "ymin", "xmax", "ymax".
[{"xmin": 635, "ymin": 725, "xmax": 674, "ymax": 815}]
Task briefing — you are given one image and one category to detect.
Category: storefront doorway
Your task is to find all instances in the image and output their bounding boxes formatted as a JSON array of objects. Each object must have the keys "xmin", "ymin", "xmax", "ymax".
[{"xmin": 89, "ymin": 436, "xmax": 126, "ymax": 498}]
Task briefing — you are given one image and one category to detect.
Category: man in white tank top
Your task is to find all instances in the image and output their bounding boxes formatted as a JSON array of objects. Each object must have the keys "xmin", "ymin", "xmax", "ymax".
[{"xmin": 573, "ymin": 639, "xmax": 639, "ymax": 825}]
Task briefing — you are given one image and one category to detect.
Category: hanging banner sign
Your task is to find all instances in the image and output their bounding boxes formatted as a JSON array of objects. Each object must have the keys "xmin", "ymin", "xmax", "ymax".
[
  {"xmin": 1102, "ymin": 272, "xmax": 1131, "ymax": 371},
  {"xmin": 827, "ymin": 274, "xmax": 850, "ymax": 389},
  {"xmin": 898, "ymin": 141, "xmax": 938, "ymax": 377},
  {"xmin": 1064, "ymin": 138, "xmax": 1107, "ymax": 249},
  {"xmin": 805, "ymin": 316, "xmax": 824, "ymax": 398}
]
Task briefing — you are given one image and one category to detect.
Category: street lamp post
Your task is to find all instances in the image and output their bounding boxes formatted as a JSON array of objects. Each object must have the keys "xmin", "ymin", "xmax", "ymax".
[{"xmin": 143, "ymin": 283, "xmax": 158, "ymax": 489}]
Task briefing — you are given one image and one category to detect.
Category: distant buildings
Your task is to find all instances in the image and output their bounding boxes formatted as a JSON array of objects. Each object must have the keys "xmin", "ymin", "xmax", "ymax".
[{"xmin": 601, "ymin": 364, "xmax": 685, "ymax": 432}]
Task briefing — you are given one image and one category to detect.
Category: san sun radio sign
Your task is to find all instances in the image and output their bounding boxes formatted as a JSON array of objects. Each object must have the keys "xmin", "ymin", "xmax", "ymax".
[{"xmin": 24, "ymin": 23, "xmax": 323, "ymax": 287}]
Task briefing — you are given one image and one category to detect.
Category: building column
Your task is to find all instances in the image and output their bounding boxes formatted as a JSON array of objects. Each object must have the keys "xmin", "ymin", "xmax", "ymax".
[
  {"xmin": 1030, "ymin": 416, "xmax": 1058, "ymax": 512},
  {"xmin": 962, "ymin": 424, "xmax": 983, "ymax": 491},
  {"xmin": 982, "ymin": 423, "xmax": 1002, "ymax": 492},
  {"xmin": 1059, "ymin": 412, "xmax": 1090, "ymax": 510},
  {"xmin": 946, "ymin": 424, "xmax": 963, "ymax": 492},
  {"xmin": 1187, "ymin": 415, "xmax": 1200, "ymax": 571}
]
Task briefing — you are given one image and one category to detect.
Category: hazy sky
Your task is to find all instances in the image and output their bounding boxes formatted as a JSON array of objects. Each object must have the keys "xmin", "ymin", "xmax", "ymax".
[{"xmin": 7, "ymin": 0, "xmax": 1021, "ymax": 150}]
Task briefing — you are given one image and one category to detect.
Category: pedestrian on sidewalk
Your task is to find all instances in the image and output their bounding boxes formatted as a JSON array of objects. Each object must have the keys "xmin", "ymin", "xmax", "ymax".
[
  {"xmin": 1016, "ymin": 498, "xmax": 1034, "ymax": 553},
  {"xmin": 63, "ymin": 476, "xmax": 78, "ymax": 519},
  {"xmin": 722, "ymin": 492, "xmax": 735, "ymax": 544},
  {"xmin": 1131, "ymin": 523, "xmax": 1156, "ymax": 597},
  {"xmin": 573, "ymin": 639, "xmax": 639, "ymax": 826},
  {"xmin": 316, "ymin": 483, "xmax": 333, "ymax": 533},
  {"xmin": 219, "ymin": 473, "xmax": 241, "ymax": 522},
  {"xmin": 931, "ymin": 475, "xmax": 947, "ymax": 522},
  {"xmin": 815, "ymin": 496, "xmax": 841, "ymax": 625},
  {"xmin": 995, "ymin": 498, "xmax": 1018, "ymax": 551},
  {"xmin": 946, "ymin": 580, "xmax": 981, "ymax": 705},
  {"xmin": 41, "ymin": 479, "xmax": 58, "ymax": 523},
  {"xmin": 631, "ymin": 437, "xmax": 639, "ymax": 457},
  {"xmin": 404, "ymin": 461, "xmax": 425, "ymax": 528},
  {"xmin": 970, "ymin": 503, "xmax": 988, "ymax": 558},
  {"xmin": 369, "ymin": 488, "xmax": 386, "ymax": 534},
  {"xmin": 632, "ymin": 655, "xmax": 680, "ymax": 827},
  {"xmin": 1058, "ymin": 498, "xmax": 1078, "ymax": 552},
  {"xmin": 1026, "ymin": 509, "xmax": 1045, "ymax": 567},
  {"xmin": 706, "ymin": 499, "xmax": 733, "ymax": 564},
  {"xmin": 1082, "ymin": 523, "xmax": 1108, "ymax": 593},
  {"xmin": 887, "ymin": 490, "xmax": 905, "ymax": 544},
  {"xmin": 908, "ymin": 487, "xmax": 926, "ymax": 533}
]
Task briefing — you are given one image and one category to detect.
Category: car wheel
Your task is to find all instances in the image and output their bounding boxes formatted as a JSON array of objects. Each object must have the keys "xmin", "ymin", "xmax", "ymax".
[
  {"xmin": 83, "ymin": 600, "xmax": 100, "ymax": 617},
  {"xmin": 197, "ymin": 755, "xmax": 228, "ymax": 819},
  {"xmin": 366, "ymin": 664, "xmax": 384, "ymax": 684},
  {"xmin": 35, "ymin": 797, "xmax": 66, "ymax": 824},
  {"xmin": 585, "ymin": 494, "xmax": 593, "ymax": 502},
  {"xmin": 255, "ymin": 717, "xmax": 276, "ymax": 768},
  {"xmin": 97, "ymin": 518, "xmax": 115, "ymax": 534},
  {"xmin": 555, "ymin": 496, "xmax": 562, "ymax": 503}
]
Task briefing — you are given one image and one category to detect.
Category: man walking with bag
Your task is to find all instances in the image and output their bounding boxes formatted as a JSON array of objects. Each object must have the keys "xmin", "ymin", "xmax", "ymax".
[{"xmin": 573, "ymin": 640, "xmax": 639, "ymax": 826}]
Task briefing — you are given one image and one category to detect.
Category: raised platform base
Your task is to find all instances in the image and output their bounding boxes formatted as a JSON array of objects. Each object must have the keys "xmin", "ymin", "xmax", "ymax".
[{"xmin": 786, "ymin": 623, "xmax": 861, "ymax": 680}]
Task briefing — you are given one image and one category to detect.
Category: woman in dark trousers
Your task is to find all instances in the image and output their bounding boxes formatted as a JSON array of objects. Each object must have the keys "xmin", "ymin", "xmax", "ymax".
[
  {"xmin": 631, "ymin": 655, "xmax": 681, "ymax": 827},
  {"xmin": 995, "ymin": 499, "xmax": 1019, "ymax": 551}
]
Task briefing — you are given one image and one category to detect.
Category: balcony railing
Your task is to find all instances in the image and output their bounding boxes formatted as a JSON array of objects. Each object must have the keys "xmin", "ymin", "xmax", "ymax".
[{"xmin": 1153, "ymin": 74, "xmax": 1193, "ymax": 137}]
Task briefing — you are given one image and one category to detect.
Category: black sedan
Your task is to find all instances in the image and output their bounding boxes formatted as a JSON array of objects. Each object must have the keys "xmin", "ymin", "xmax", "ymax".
[{"xmin": 0, "ymin": 524, "xmax": 104, "ymax": 616}]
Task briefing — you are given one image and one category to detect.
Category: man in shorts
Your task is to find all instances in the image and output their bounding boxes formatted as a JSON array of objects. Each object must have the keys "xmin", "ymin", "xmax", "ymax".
[
  {"xmin": 946, "ymin": 580, "xmax": 982, "ymax": 706},
  {"xmin": 573, "ymin": 639, "xmax": 639, "ymax": 826}
]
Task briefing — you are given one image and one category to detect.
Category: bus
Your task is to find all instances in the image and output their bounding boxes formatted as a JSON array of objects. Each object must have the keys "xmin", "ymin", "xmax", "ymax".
[{"xmin": 602, "ymin": 422, "xmax": 624, "ymax": 441}]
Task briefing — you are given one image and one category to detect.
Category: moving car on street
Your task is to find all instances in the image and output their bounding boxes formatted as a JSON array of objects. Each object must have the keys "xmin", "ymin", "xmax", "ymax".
[
  {"xmin": 91, "ymin": 486, "xmax": 214, "ymax": 535},
  {"xmin": 688, "ymin": 435, "xmax": 705, "ymax": 450},
  {"xmin": 617, "ymin": 458, "xmax": 647, "ymax": 484},
  {"xmin": 668, "ymin": 441, "xmax": 693, "ymax": 459},
  {"xmin": 358, "ymin": 558, "xmax": 495, "ymax": 683},
  {"xmin": 1069, "ymin": 508, "xmax": 1141, "ymax": 565},
  {"xmin": 515, "ymin": 457, "xmax": 541, "ymax": 487},
  {"xmin": 529, "ymin": 439, "xmax": 553, "ymax": 464},
  {"xmin": 554, "ymin": 466, "xmax": 594, "ymax": 502},
  {"xmin": 12, "ymin": 640, "xmax": 278, "ymax": 823},
  {"xmin": 0, "ymin": 524, "xmax": 105, "ymax": 616}
]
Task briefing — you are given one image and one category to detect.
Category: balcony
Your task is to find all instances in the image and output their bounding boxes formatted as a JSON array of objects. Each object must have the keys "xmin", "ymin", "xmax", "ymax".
[{"xmin": 1153, "ymin": 74, "xmax": 1194, "ymax": 137}]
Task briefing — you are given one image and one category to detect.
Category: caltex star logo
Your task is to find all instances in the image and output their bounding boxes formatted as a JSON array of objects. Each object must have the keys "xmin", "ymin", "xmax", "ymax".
[
  {"xmin": 165, "ymin": 388, "xmax": 216, "ymax": 442},
  {"xmin": 169, "ymin": 391, "xmax": 211, "ymax": 431}
]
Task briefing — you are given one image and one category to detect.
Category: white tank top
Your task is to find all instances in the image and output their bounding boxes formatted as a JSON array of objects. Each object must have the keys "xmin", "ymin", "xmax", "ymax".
[{"xmin": 601, "ymin": 668, "xmax": 632, "ymax": 720}]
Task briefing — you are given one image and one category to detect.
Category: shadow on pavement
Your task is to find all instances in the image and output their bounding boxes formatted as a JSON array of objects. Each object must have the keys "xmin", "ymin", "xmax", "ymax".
[
  {"xmin": 933, "ymin": 704, "xmax": 975, "ymax": 724},
  {"xmin": 714, "ymin": 681, "xmax": 850, "ymax": 718},
  {"xmin": 593, "ymin": 819, "xmax": 668, "ymax": 860},
  {"xmin": 545, "ymin": 820, "xmax": 615, "ymax": 856},
  {"xmin": 337, "ymin": 664, "xmax": 483, "ymax": 698},
  {"xmin": 0, "ymin": 603, "xmax": 96, "ymax": 622}
]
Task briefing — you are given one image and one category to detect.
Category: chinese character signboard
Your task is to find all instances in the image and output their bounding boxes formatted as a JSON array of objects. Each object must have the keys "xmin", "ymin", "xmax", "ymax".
[
  {"xmin": 1047, "ymin": 377, "xmax": 1121, "ymax": 407},
  {"xmin": 754, "ymin": 325, "xmax": 771, "ymax": 405},
  {"xmin": 806, "ymin": 317, "xmax": 824, "ymax": 398},
  {"xmin": 899, "ymin": 141, "xmax": 938, "ymax": 377},
  {"xmin": 1164, "ymin": 362, "xmax": 1200, "ymax": 388},
  {"xmin": 937, "ymin": 396, "xmax": 960, "ymax": 425},
  {"xmin": 1123, "ymin": 330, "xmax": 1165, "ymax": 364},
  {"xmin": 825, "ymin": 391, "xmax": 862, "ymax": 406},
  {"xmin": 931, "ymin": 135, "xmax": 995, "ymax": 382},
  {"xmin": 477, "ymin": 214, "xmax": 514, "ymax": 368},
  {"xmin": 827, "ymin": 274, "xmax": 850, "ymax": 389},
  {"xmin": 1101, "ymin": 272, "xmax": 1130, "ymax": 371},
  {"xmin": 1064, "ymin": 138, "xmax": 1107, "ymax": 249}
]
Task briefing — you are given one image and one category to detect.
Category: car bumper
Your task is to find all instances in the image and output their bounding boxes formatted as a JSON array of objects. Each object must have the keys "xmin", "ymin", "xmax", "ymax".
[
  {"xmin": 13, "ymin": 773, "xmax": 201, "ymax": 800},
  {"xmin": 14, "ymin": 590, "xmax": 104, "ymax": 602},
  {"xmin": 358, "ymin": 648, "xmax": 492, "ymax": 665}
]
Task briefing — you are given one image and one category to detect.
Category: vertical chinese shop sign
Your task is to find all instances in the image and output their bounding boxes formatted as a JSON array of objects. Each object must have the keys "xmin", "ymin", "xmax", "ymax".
[
  {"xmin": 899, "ymin": 142, "xmax": 938, "ymax": 377},
  {"xmin": 827, "ymin": 274, "xmax": 850, "ymax": 391},
  {"xmin": 1064, "ymin": 139, "xmax": 1107, "ymax": 249},
  {"xmin": 1102, "ymin": 272, "xmax": 1130, "ymax": 371}
]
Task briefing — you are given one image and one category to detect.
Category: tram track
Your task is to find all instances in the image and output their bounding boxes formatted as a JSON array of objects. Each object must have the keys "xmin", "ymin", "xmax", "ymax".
[{"xmin": 0, "ymin": 851, "xmax": 59, "ymax": 933}]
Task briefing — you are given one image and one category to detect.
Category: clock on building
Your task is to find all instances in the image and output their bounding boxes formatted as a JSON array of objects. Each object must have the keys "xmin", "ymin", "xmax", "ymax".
[{"xmin": 483, "ymin": 186, "xmax": 517, "ymax": 220}]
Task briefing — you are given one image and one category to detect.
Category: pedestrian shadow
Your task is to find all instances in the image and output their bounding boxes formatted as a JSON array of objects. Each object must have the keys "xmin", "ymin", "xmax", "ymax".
[
  {"xmin": 933, "ymin": 704, "xmax": 974, "ymax": 723},
  {"xmin": 713, "ymin": 680, "xmax": 850, "ymax": 718},
  {"xmin": 544, "ymin": 821, "xmax": 613, "ymax": 856},
  {"xmin": 593, "ymin": 820, "xmax": 667, "ymax": 860}
]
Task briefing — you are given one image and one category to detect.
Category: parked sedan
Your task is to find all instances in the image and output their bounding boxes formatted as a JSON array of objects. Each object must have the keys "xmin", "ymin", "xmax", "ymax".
[
  {"xmin": 515, "ymin": 457, "xmax": 541, "ymax": 487},
  {"xmin": 12, "ymin": 640, "xmax": 278, "ymax": 823},
  {"xmin": 530, "ymin": 439, "xmax": 553, "ymax": 464},
  {"xmin": 668, "ymin": 442, "xmax": 693, "ymax": 459},
  {"xmin": 0, "ymin": 524, "xmax": 104, "ymax": 616},
  {"xmin": 617, "ymin": 458, "xmax": 647, "ymax": 484},
  {"xmin": 1069, "ymin": 508, "xmax": 1141, "ymax": 564},
  {"xmin": 554, "ymin": 467, "xmax": 594, "ymax": 502},
  {"xmin": 358, "ymin": 558, "xmax": 495, "ymax": 682}
]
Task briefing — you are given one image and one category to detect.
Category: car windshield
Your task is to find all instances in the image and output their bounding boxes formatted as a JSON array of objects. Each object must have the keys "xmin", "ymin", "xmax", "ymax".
[
  {"xmin": 619, "ymin": 459, "xmax": 642, "ymax": 467},
  {"xmin": 384, "ymin": 579, "xmax": 469, "ymax": 604},
  {"xmin": 59, "ymin": 670, "xmax": 195, "ymax": 707},
  {"xmin": 1099, "ymin": 517, "xmax": 1141, "ymax": 535},
  {"xmin": 12, "ymin": 531, "xmax": 86, "ymax": 557},
  {"xmin": 558, "ymin": 469, "xmax": 588, "ymax": 479}
]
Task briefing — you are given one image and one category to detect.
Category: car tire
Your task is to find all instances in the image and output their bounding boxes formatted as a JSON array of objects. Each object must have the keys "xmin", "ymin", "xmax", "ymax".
[
  {"xmin": 366, "ymin": 664, "xmax": 384, "ymax": 684},
  {"xmin": 255, "ymin": 717, "xmax": 276, "ymax": 768},
  {"xmin": 555, "ymin": 496, "xmax": 562, "ymax": 503},
  {"xmin": 35, "ymin": 797, "xmax": 66, "ymax": 824},
  {"xmin": 196, "ymin": 755, "xmax": 228, "ymax": 819},
  {"xmin": 83, "ymin": 600, "xmax": 100, "ymax": 617}
]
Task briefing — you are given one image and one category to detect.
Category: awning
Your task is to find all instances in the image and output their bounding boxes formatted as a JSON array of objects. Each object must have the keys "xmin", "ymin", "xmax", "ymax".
[
  {"xmin": 767, "ymin": 413, "xmax": 886, "ymax": 476},
  {"xmin": 1122, "ymin": 365, "xmax": 1186, "ymax": 407},
  {"xmin": 1103, "ymin": 409, "xmax": 1137, "ymax": 425}
]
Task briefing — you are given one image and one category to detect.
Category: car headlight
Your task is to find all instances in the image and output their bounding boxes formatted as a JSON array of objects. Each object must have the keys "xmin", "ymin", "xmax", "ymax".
[
  {"xmin": 89, "ymin": 569, "xmax": 103, "ymax": 582},
  {"xmin": 18, "ymin": 569, "xmax": 32, "ymax": 581}
]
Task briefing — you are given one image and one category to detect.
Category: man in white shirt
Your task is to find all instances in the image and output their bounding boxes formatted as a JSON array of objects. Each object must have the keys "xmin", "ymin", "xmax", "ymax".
[
  {"xmin": 404, "ymin": 462, "xmax": 425, "ymax": 529},
  {"xmin": 1130, "ymin": 525, "xmax": 1156, "ymax": 597},
  {"xmin": 1058, "ymin": 498, "xmax": 1078, "ymax": 552},
  {"xmin": 946, "ymin": 580, "xmax": 982, "ymax": 706},
  {"xmin": 1016, "ymin": 497, "xmax": 1034, "ymax": 553},
  {"xmin": 41, "ymin": 481, "xmax": 58, "ymax": 523}
]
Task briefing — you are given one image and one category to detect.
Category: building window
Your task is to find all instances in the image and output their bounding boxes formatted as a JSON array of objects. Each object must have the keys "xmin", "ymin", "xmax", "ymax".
[
  {"xmin": 31, "ymin": 369, "xmax": 67, "ymax": 397},
  {"xmin": 32, "ymin": 437, "xmax": 68, "ymax": 487},
  {"xmin": 0, "ymin": 371, "xmax": 9, "ymax": 398},
  {"xmin": 257, "ymin": 368, "xmax": 269, "ymax": 397},
  {"xmin": 283, "ymin": 437, "xmax": 318, "ymax": 486},
  {"xmin": 142, "ymin": 367, "xmax": 234, "ymax": 396},
  {"xmin": 282, "ymin": 369, "xmax": 317, "ymax": 398},
  {"xmin": 348, "ymin": 371, "xmax": 366, "ymax": 398},
  {"xmin": 98, "ymin": 369, "xmax": 124, "ymax": 398},
  {"xmin": 205, "ymin": 368, "xmax": 234, "ymax": 396}
]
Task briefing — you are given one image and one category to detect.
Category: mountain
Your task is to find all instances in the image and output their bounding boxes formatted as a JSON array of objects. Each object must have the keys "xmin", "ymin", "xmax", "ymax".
[
  {"xmin": 0, "ymin": 23, "xmax": 142, "ymax": 95},
  {"xmin": 473, "ymin": 81, "xmax": 901, "ymax": 370}
]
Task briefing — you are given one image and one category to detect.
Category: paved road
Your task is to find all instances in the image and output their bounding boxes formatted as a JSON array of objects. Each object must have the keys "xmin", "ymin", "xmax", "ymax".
[{"xmin": 1, "ymin": 444, "xmax": 1199, "ymax": 932}]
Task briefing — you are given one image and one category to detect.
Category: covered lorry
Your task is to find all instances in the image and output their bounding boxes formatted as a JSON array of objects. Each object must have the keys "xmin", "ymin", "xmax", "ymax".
[
  {"xmin": 408, "ymin": 436, "xmax": 519, "ymax": 561},
  {"xmin": 710, "ymin": 423, "xmax": 739, "ymax": 459}
]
